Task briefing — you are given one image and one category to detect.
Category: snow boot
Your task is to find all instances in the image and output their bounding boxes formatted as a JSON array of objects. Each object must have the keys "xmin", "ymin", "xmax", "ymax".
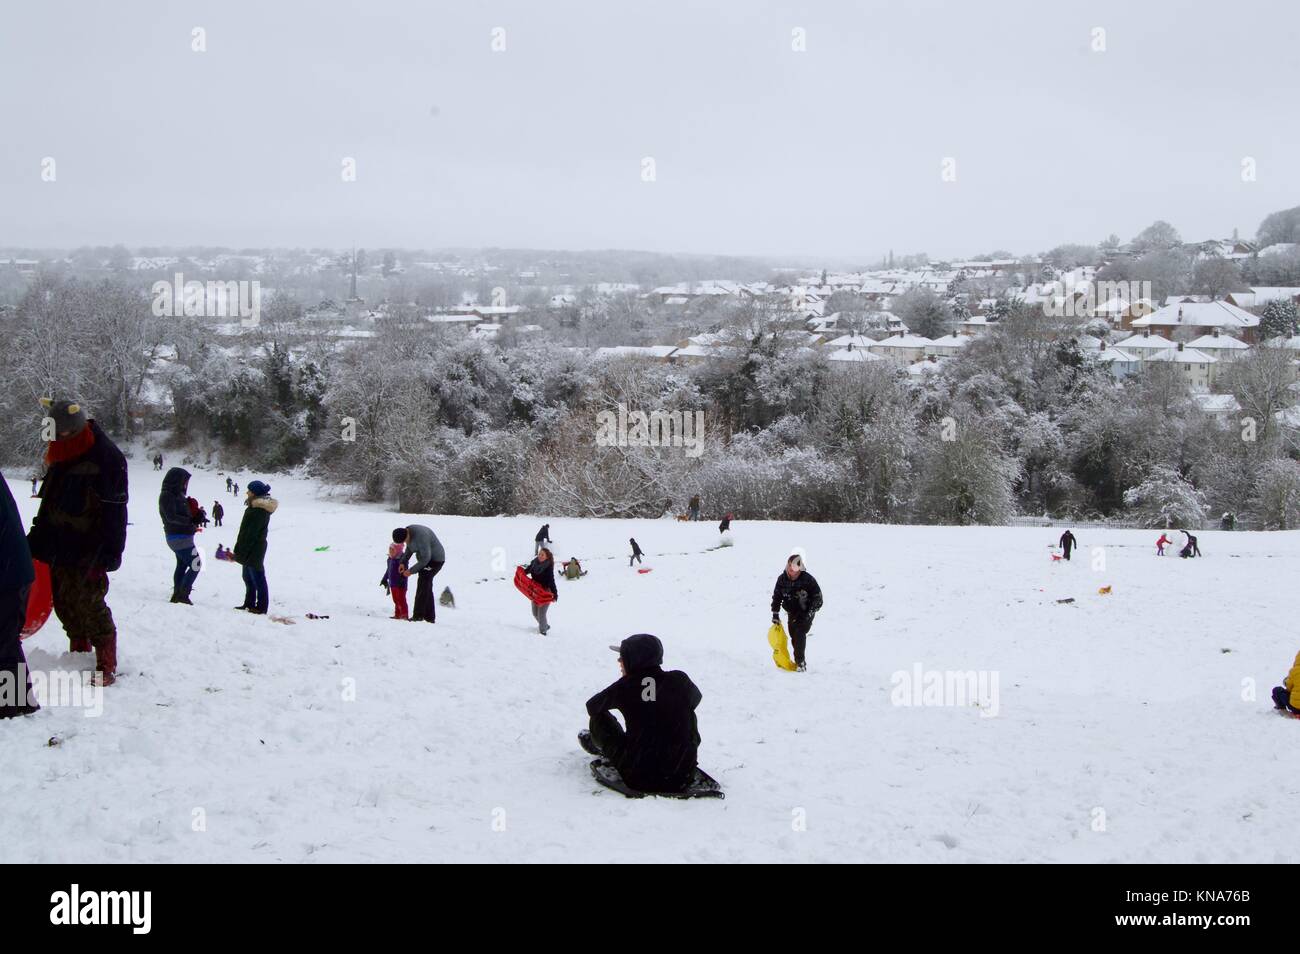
[
  {"xmin": 69, "ymin": 636, "xmax": 92, "ymax": 653},
  {"xmin": 796, "ymin": 661, "xmax": 807, "ymax": 672},
  {"xmin": 94, "ymin": 634, "xmax": 117, "ymax": 686},
  {"xmin": 170, "ymin": 588, "xmax": 193, "ymax": 605}
]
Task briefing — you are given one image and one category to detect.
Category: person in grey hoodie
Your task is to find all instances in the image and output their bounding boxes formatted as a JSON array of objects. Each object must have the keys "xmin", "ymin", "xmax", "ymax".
[{"xmin": 395, "ymin": 524, "xmax": 445, "ymax": 623}]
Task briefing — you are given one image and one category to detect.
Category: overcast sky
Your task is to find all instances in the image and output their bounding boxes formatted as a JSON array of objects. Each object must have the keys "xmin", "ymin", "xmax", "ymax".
[{"xmin": 1, "ymin": 0, "xmax": 1297, "ymax": 261}]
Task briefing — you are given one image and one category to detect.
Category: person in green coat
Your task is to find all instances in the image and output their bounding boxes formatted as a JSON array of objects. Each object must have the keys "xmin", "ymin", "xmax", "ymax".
[{"xmin": 233, "ymin": 480, "xmax": 277, "ymax": 614}]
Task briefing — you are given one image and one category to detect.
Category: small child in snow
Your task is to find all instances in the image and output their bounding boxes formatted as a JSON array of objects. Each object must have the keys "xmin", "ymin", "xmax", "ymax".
[
  {"xmin": 1272, "ymin": 650, "xmax": 1300, "ymax": 715},
  {"xmin": 629, "ymin": 538, "xmax": 643, "ymax": 567},
  {"xmin": 563, "ymin": 557, "xmax": 586, "ymax": 579},
  {"xmin": 1156, "ymin": 533, "xmax": 1171, "ymax": 556},
  {"xmin": 382, "ymin": 538, "xmax": 409, "ymax": 619}
]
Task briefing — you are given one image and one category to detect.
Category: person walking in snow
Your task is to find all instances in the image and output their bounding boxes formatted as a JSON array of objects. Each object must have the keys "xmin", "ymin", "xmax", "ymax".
[
  {"xmin": 534, "ymin": 523, "xmax": 551, "ymax": 556},
  {"xmin": 394, "ymin": 524, "xmax": 445, "ymax": 623},
  {"xmin": 579, "ymin": 634, "xmax": 702, "ymax": 794},
  {"xmin": 523, "ymin": 547, "xmax": 557, "ymax": 635},
  {"xmin": 159, "ymin": 466, "xmax": 202, "ymax": 605},
  {"xmin": 771, "ymin": 548, "xmax": 822, "ymax": 672},
  {"xmin": 233, "ymin": 480, "xmax": 277, "ymax": 614},
  {"xmin": 1272, "ymin": 649, "xmax": 1300, "ymax": 715},
  {"xmin": 29, "ymin": 475, "xmax": 37, "ymax": 497},
  {"xmin": 629, "ymin": 538, "xmax": 643, "ymax": 567},
  {"xmin": 719, "ymin": 513, "xmax": 732, "ymax": 534},
  {"xmin": 225, "ymin": 476, "xmax": 233, "ymax": 494},
  {"xmin": 26, "ymin": 399, "xmax": 127, "ymax": 686},
  {"xmin": 381, "ymin": 533, "xmax": 409, "ymax": 620},
  {"xmin": 688, "ymin": 495, "xmax": 701, "ymax": 521},
  {"xmin": 1, "ymin": 473, "xmax": 39, "ymax": 718},
  {"xmin": 1058, "ymin": 529, "xmax": 1077, "ymax": 561},
  {"xmin": 232, "ymin": 482, "xmax": 239, "ymax": 497},
  {"xmin": 212, "ymin": 500, "xmax": 224, "ymax": 527}
]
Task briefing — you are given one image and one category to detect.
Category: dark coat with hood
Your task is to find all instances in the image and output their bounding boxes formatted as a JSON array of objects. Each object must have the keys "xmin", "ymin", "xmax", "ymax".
[
  {"xmin": 27, "ymin": 420, "xmax": 128, "ymax": 571},
  {"xmin": 159, "ymin": 467, "xmax": 199, "ymax": 539},
  {"xmin": 234, "ymin": 493, "xmax": 278, "ymax": 570},
  {"xmin": 586, "ymin": 636, "xmax": 701, "ymax": 792},
  {"xmin": 771, "ymin": 569, "xmax": 823, "ymax": 619},
  {"xmin": 0, "ymin": 475, "xmax": 35, "ymax": 592},
  {"xmin": 525, "ymin": 553, "xmax": 558, "ymax": 600}
]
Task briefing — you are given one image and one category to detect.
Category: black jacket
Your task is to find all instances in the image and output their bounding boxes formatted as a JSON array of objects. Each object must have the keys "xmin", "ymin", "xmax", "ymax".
[
  {"xmin": 719, "ymin": 516, "xmax": 731, "ymax": 532},
  {"xmin": 1059, "ymin": 531, "xmax": 1076, "ymax": 552},
  {"xmin": 586, "ymin": 666, "xmax": 701, "ymax": 792},
  {"xmin": 525, "ymin": 555, "xmax": 558, "ymax": 599},
  {"xmin": 630, "ymin": 539, "xmax": 643, "ymax": 557},
  {"xmin": 535, "ymin": 524, "xmax": 550, "ymax": 543},
  {"xmin": 212, "ymin": 502, "xmax": 224, "ymax": 519},
  {"xmin": 234, "ymin": 496, "xmax": 278, "ymax": 570},
  {"xmin": 0, "ymin": 474, "xmax": 35, "ymax": 591},
  {"xmin": 159, "ymin": 467, "xmax": 198, "ymax": 537},
  {"xmin": 27, "ymin": 421, "xmax": 128, "ymax": 571},
  {"xmin": 772, "ymin": 569, "xmax": 823, "ymax": 618}
]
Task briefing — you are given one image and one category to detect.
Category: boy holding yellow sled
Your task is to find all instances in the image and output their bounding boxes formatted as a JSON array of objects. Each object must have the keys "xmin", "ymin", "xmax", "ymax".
[{"xmin": 771, "ymin": 547, "xmax": 822, "ymax": 672}]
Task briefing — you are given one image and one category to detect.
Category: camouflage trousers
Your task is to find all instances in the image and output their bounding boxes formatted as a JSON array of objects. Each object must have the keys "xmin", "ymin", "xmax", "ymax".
[{"xmin": 50, "ymin": 565, "xmax": 116, "ymax": 647}]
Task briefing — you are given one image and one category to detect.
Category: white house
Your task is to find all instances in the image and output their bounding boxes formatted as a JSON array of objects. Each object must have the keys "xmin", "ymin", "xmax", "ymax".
[{"xmin": 869, "ymin": 332, "xmax": 933, "ymax": 365}]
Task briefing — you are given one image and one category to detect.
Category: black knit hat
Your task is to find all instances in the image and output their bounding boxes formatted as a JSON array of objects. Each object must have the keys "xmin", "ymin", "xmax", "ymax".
[{"xmin": 40, "ymin": 398, "xmax": 87, "ymax": 437}]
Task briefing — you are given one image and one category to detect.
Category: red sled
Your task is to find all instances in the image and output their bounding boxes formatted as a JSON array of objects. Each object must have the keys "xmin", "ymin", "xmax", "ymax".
[
  {"xmin": 22, "ymin": 560, "xmax": 53, "ymax": 640},
  {"xmin": 637, "ymin": 568, "xmax": 652, "ymax": 574},
  {"xmin": 514, "ymin": 566, "xmax": 556, "ymax": 605}
]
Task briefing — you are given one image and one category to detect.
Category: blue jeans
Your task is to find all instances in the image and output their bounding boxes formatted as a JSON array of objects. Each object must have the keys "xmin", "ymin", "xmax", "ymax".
[
  {"xmin": 169, "ymin": 539, "xmax": 200, "ymax": 595},
  {"xmin": 242, "ymin": 564, "xmax": 269, "ymax": 613}
]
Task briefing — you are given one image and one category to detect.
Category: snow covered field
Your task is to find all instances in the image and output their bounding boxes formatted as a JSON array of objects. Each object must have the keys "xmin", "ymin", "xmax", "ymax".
[{"xmin": 3, "ymin": 458, "xmax": 1299, "ymax": 864}]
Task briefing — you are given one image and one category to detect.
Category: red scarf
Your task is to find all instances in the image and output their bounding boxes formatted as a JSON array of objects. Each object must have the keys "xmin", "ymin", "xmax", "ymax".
[{"xmin": 46, "ymin": 422, "xmax": 96, "ymax": 464}]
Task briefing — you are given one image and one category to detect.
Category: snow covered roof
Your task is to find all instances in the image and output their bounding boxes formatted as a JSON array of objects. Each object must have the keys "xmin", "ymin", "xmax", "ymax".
[
  {"xmin": 1095, "ymin": 347, "xmax": 1139, "ymax": 363},
  {"xmin": 594, "ymin": 345, "xmax": 678, "ymax": 359},
  {"xmin": 1187, "ymin": 334, "xmax": 1249, "ymax": 350},
  {"xmin": 1115, "ymin": 333, "xmax": 1175, "ymax": 351},
  {"xmin": 1144, "ymin": 347, "xmax": 1216, "ymax": 364},
  {"xmin": 927, "ymin": 333, "xmax": 968, "ymax": 348},
  {"xmin": 1193, "ymin": 394, "xmax": 1241, "ymax": 413},
  {"xmin": 907, "ymin": 357, "xmax": 948, "ymax": 375},
  {"xmin": 826, "ymin": 348, "xmax": 882, "ymax": 363},
  {"xmin": 825, "ymin": 334, "xmax": 876, "ymax": 349},
  {"xmin": 1133, "ymin": 300, "xmax": 1259, "ymax": 330},
  {"xmin": 871, "ymin": 334, "xmax": 934, "ymax": 349}
]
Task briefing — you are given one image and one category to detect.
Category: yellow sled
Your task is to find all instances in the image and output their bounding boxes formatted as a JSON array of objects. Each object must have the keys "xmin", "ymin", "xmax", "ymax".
[{"xmin": 768, "ymin": 623, "xmax": 798, "ymax": 671}]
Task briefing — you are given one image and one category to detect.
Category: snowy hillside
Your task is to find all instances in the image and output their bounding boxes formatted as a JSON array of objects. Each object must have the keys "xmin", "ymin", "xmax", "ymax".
[{"xmin": 3, "ymin": 459, "xmax": 1298, "ymax": 863}]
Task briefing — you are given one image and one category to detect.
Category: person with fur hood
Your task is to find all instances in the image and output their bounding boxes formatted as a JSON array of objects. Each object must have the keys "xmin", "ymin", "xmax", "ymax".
[
  {"xmin": 770, "ymin": 547, "xmax": 823, "ymax": 672},
  {"xmin": 159, "ymin": 466, "xmax": 202, "ymax": 604},
  {"xmin": 26, "ymin": 399, "xmax": 128, "ymax": 685},
  {"xmin": 233, "ymin": 480, "xmax": 277, "ymax": 614}
]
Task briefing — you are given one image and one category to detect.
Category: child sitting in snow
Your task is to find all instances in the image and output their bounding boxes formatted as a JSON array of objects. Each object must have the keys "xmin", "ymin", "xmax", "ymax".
[
  {"xmin": 562, "ymin": 557, "xmax": 586, "ymax": 579},
  {"xmin": 381, "ymin": 538, "xmax": 409, "ymax": 619},
  {"xmin": 1273, "ymin": 650, "xmax": 1300, "ymax": 715}
]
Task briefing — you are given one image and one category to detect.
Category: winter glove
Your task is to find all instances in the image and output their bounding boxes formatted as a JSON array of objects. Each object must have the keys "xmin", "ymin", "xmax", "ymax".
[{"xmin": 772, "ymin": 613, "xmax": 780, "ymax": 624}]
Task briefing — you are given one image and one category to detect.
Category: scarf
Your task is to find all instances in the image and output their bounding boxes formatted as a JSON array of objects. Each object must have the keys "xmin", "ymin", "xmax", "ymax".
[{"xmin": 46, "ymin": 423, "xmax": 96, "ymax": 464}]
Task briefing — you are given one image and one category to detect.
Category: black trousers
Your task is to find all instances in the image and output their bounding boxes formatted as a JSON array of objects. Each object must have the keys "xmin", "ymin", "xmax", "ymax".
[
  {"xmin": 0, "ymin": 585, "xmax": 35, "ymax": 717},
  {"xmin": 589, "ymin": 711, "xmax": 626, "ymax": 762},
  {"xmin": 789, "ymin": 613, "xmax": 813, "ymax": 665},
  {"xmin": 411, "ymin": 561, "xmax": 444, "ymax": 622},
  {"xmin": 1272, "ymin": 687, "xmax": 1300, "ymax": 713}
]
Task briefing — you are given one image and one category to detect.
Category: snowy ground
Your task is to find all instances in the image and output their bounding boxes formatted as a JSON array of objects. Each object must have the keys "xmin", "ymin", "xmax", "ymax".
[{"xmin": 3, "ymin": 458, "xmax": 1299, "ymax": 863}]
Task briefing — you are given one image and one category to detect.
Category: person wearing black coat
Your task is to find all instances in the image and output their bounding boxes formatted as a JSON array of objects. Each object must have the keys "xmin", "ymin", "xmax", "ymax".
[
  {"xmin": 212, "ymin": 500, "xmax": 224, "ymax": 527},
  {"xmin": 581, "ymin": 634, "xmax": 702, "ymax": 793},
  {"xmin": 26, "ymin": 400, "xmax": 127, "ymax": 685},
  {"xmin": 771, "ymin": 548, "xmax": 823, "ymax": 672},
  {"xmin": 159, "ymin": 467, "xmax": 202, "ymax": 604},
  {"xmin": 629, "ymin": 537, "xmax": 643, "ymax": 566},
  {"xmin": 534, "ymin": 523, "xmax": 551, "ymax": 556},
  {"xmin": 719, "ymin": 513, "xmax": 732, "ymax": 533},
  {"xmin": 1058, "ymin": 530, "xmax": 1077, "ymax": 561},
  {"xmin": 1, "ymin": 474, "xmax": 39, "ymax": 718},
  {"xmin": 1181, "ymin": 530, "xmax": 1201, "ymax": 558},
  {"xmin": 233, "ymin": 481, "xmax": 277, "ymax": 613},
  {"xmin": 524, "ymin": 548, "xmax": 557, "ymax": 634}
]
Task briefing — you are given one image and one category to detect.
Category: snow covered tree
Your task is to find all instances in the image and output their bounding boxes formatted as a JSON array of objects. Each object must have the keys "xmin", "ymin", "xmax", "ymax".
[
  {"xmin": 913, "ymin": 407, "xmax": 1021, "ymax": 525},
  {"xmin": 1259, "ymin": 298, "xmax": 1298, "ymax": 340},
  {"xmin": 1248, "ymin": 458, "xmax": 1300, "ymax": 530},
  {"xmin": 1122, "ymin": 465, "xmax": 1207, "ymax": 528}
]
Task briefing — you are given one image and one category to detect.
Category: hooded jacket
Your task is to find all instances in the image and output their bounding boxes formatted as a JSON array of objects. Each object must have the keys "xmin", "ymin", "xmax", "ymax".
[
  {"xmin": 586, "ymin": 636, "xmax": 701, "ymax": 792},
  {"xmin": 159, "ymin": 467, "xmax": 198, "ymax": 539},
  {"xmin": 525, "ymin": 553, "xmax": 558, "ymax": 599},
  {"xmin": 771, "ymin": 549, "xmax": 823, "ymax": 618},
  {"xmin": 27, "ymin": 420, "xmax": 128, "ymax": 571},
  {"xmin": 234, "ymin": 494, "xmax": 278, "ymax": 569}
]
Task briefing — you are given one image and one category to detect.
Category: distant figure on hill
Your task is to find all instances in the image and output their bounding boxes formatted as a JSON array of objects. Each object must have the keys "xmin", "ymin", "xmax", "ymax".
[
  {"xmin": 1156, "ymin": 532, "xmax": 1171, "ymax": 556},
  {"xmin": 1058, "ymin": 530, "xmax": 1077, "ymax": 561},
  {"xmin": 689, "ymin": 495, "xmax": 701, "ymax": 521},
  {"xmin": 718, "ymin": 513, "xmax": 732, "ymax": 534},
  {"xmin": 212, "ymin": 500, "xmax": 224, "ymax": 527},
  {"xmin": 534, "ymin": 523, "xmax": 551, "ymax": 556},
  {"xmin": 629, "ymin": 538, "xmax": 643, "ymax": 567}
]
